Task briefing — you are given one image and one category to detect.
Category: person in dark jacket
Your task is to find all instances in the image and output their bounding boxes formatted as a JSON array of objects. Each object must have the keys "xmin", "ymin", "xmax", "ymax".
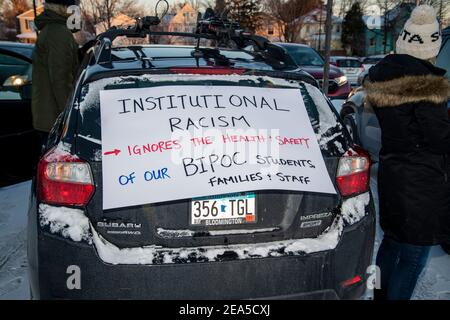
[
  {"xmin": 32, "ymin": 0, "xmax": 80, "ymax": 146},
  {"xmin": 364, "ymin": 5, "xmax": 450, "ymax": 300}
]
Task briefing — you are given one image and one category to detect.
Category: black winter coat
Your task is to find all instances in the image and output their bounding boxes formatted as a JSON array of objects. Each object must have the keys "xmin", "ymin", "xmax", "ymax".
[{"xmin": 365, "ymin": 54, "xmax": 450, "ymax": 246}]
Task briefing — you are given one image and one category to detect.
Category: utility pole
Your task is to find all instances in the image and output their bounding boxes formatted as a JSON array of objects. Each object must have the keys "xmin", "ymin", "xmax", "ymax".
[
  {"xmin": 383, "ymin": 2, "xmax": 387, "ymax": 54},
  {"xmin": 322, "ymin": 0, "xmax": 333, "ymax": 95},
  {"xmin": 33, "ymin": 0, "xmax": 37, "ymax": 17},
  {"xmin": 318, "ymin": 3, "xmax": 323, "ymax": 52}
]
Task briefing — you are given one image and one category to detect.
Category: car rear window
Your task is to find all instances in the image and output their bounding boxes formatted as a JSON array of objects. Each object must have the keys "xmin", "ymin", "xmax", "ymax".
[
  {"xmin": 74, "ymin": 74, "xmax": 348, "ymax": 160},
  {"xmin": 336, "ymin": 59, "xmax": 362, "ymax": 68},
  {"xmin": 362, "ymin": 58, "xmax": 381, "ymax": 65},
  {"xmin": 282, "ymin": 45, "xmax": 324, "ymax": 67}
]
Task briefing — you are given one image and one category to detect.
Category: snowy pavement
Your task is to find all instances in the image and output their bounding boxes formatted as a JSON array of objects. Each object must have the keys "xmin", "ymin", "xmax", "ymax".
[
  {"xmin": 0, "ymin": 181, "xmax": 30, "ymax": 300},
  {"xmin": 0, "ymin": 170, "xmax": 449, "ymax": 300}
]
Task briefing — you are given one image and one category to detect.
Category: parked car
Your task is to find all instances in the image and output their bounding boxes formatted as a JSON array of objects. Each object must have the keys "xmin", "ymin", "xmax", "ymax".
[
  {"xmin": 361, "ymin": 55, "xmax": 385, "ymax": 71},
  {"xmin": 0, "ymin": 42, "xmax": 40, "ymax": 187},
  {"xmin": 330, "ymin": 56, "xmax": 365, "ymax": 87},
  {"xmin": 357, "ymin": 55, "xmax": 386, "ymax": 87},
  {"xmin": 28, "ymin": 25, "xmax": 375, "ymax": 300},
  {"xmin": 340, "ymin": 27, "xmax": 450, "ymax": 162},
  {"xmin": 277, "ymin": 43, "xmax": 352, "ymax": 99}
]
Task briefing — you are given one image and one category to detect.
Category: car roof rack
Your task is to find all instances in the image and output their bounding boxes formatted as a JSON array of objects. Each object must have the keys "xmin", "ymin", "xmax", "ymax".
[{"xmin": 92, "ymin": 3, "xmax": 295, "ymax": 69}]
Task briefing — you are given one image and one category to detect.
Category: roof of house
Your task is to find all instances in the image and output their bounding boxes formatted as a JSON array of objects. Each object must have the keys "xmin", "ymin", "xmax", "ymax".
[
  {"xmin": 17, "ymin": 5, "xmax": 44, "ymax": 19},
  {"xmin": 300, "ymin": 8, "xmax": 342, "ymax": 24},
  {"xmin": 170, "ymin": 3, "xmax": 196, "ymax": 24},
  {"xmin": 95, "ymin": 14, "xmax": 136, "ymax": 29}
]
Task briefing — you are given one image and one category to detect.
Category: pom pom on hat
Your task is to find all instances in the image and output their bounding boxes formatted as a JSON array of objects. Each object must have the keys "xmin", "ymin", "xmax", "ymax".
[{"xmin": 410, "ymin": 4, "xmax": 437, "ymax": 25}]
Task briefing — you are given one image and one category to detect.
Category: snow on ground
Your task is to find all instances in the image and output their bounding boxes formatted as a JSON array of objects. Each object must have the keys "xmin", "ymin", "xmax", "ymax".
[
  {"xmin": 0, "ymin": 169, "xmax": 449, "ymax": 299},
  {"xmin": 0, "ymin": 181, "xmax": 31, "ymax": 300}
]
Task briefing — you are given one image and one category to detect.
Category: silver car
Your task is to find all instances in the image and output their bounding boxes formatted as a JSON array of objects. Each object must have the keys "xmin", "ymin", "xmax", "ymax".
[{"xmin": 330, "ymin": 56, "xmax": 365, "ymax": 87}]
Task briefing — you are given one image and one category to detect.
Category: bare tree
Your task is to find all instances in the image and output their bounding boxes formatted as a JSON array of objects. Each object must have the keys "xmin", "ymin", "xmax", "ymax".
[
  {"xmin": 376, "ymin": 0, "xmax": 396, "ymax": 53},
  {"xmin": 264, "ymin": 0, "xmax": 321, "ymax": 42},
  {"xmin": 191, "ymin": 0, "xmax": 213, "ymax": 11},
  {"xmin": 1, "ymin": 0, "xmax": 31, "ymax": 23},
  {"xmin": 215, "ymin": 0, "xmax": 226, "ymax": 13},
  {"xmin": 0, "ymin": 0, "xmax": 31, "ymax": 40},
  {"xmin": 336, "ymin": 0, "xmax": 369, "ymax": 17},
  {"xmin": 81, "ymin": 0, "xmax": 143, "ymax": 31},
  {"xmin": 419, "ymin": 0, "xmax": 450, "ymax": 27}
]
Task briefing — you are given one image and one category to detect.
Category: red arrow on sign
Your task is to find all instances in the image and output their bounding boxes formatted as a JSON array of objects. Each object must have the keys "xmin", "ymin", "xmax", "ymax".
[{"xmin": 103, "ymin": 149, "xmax": 121, "ymax": 156}]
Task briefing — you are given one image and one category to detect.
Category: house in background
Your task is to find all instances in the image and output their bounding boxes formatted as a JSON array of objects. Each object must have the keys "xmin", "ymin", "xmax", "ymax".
[
  {"xmin": 299, "ymin": 8, "xmax": 344, "ymax": 54},
  {"xmin": 166, "ymin": 2, "xmax": 197, "ymax": 44},
  {"xmin": 256, "ymin": 7, "xmax": 344, "ymax": 54},
  {"xmin": 94, "ymin": 14, "xmax": 139, "ymax": 45},
  {"xmin": 362, "ymin": 2, "xmax": 414, "ymax": 56},
  {"xmin": 15, "ymin": 1, "xmax": 96, "ymax": 45},
  {"xmin": 94, "ymin": 14, "xmax": 135, "ymax": 34},
  {"xmin": 363, "ymin": 15, "xmax": 390, "ymax": 56},
  {"xmin": 255, "ymin": 13, "xmax": 283, "ymax": 42},
  {"xmin": 16, "ymin": 5, "xmax": 44, "ymax": 43}
]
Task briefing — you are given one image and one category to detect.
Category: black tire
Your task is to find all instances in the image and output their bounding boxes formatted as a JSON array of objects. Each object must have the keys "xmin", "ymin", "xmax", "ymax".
[{"xmin": 342, "ymin": 112, "xmax": 360, "ymax": 144}]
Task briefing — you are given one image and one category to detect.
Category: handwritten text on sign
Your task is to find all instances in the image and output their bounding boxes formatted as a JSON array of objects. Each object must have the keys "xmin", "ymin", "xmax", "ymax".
[{"xmin": 100, "ymin": 85, "xmax": 336, "ymax": 210}]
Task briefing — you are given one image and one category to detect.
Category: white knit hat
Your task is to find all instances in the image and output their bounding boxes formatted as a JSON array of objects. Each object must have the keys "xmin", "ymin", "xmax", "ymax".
[{"xmin": 396, "ymin": 5, "xmax": 442, "ymax": 60}]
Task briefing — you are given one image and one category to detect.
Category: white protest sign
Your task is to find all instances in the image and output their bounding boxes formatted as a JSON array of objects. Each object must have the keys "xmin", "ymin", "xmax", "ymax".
[{"xmin": 100, "ymin": 85, "xmax": 336, "ymax": 210}]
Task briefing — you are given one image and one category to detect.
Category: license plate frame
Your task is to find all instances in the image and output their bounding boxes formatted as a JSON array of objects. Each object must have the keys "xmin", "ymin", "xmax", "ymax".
[{"xmin": 190, "ymin": 192, "xmax": 257, "ymax": 226}]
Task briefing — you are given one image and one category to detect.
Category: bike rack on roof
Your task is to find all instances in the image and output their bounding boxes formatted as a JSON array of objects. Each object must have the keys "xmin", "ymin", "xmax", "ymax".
[{"xmin": 92, "ymin": 14, "xmax": 295, "ymax": 69}]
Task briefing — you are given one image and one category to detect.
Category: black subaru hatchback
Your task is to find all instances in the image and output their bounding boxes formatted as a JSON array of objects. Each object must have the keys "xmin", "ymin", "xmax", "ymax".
[{"xmin": 28, "ymin": 21, "xmax": 375, "ymax": 299}]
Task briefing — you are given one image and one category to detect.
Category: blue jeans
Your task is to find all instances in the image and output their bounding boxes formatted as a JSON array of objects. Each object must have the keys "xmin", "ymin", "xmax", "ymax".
[{"xmin": 375, "ymin": 237, "xmax": 431, "ymax": 300}]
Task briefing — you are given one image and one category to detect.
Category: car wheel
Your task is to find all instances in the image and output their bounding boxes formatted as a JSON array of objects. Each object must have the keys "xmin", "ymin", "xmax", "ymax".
[{"xmin": 343, "ymin": 113, "xmax": 360, "ymax": 144}]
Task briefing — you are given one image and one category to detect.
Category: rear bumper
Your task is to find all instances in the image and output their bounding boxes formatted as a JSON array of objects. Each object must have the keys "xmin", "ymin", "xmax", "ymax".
[
  {"xmin": 29, "ymin": 206, "xmax": 375, "ymax": 300},
  {"xmin": 345, "ymin": 75, "xmax": 360, "ymax": 86}
]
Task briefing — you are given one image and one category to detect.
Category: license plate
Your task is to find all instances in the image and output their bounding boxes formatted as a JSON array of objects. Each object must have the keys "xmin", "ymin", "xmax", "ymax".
[
  {"xmin": 190, "ymin": 193, "xmax": 256, "ymax": 226},
  {"xmin": 345, "ymin": 68, "xmax": 357, "ymax": 73}
]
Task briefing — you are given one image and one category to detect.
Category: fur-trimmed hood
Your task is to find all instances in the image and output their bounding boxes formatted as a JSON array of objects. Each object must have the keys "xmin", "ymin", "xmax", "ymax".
[{"xmin": 364, "ymin": 74, "xmax": 450, "ymax": 108}]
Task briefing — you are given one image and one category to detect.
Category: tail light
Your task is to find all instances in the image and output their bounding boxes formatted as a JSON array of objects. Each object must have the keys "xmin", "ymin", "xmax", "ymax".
[
  {"xmin": 336, "ymin": 146, "xmax": 371, "ymax": 197},
  {"xmin": 37, "ymin": 147, "xmax": 95, "ymax": 207},
  {"xmin": 341, "ymin": 275, "xmax": 363, "ymax": 288},
  {"xmin": 169, "ymin": 67, "xmax": 246, "ymax": 75}
]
